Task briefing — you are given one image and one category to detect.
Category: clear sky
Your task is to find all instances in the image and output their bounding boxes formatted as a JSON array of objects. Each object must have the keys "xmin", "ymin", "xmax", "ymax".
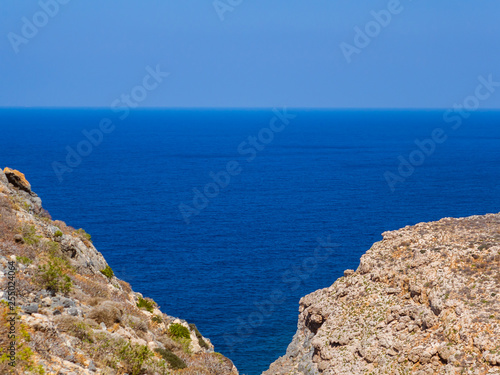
[{"xmin": 1, "ymin": 1, "xmax": 499, "ymax": 108}]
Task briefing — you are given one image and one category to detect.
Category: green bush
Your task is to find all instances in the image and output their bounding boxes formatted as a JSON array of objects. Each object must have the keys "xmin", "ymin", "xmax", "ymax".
[
  {"xmin": 154, "ymin": 348, "xmax": 187, "ymax": 370},
  {"xmin": 189, "ymin": 323, "xmax": 209, "ymax": 349},
  {"xmin": 136, "ymin": 297, "xmax": 155, "ymax": 313},
  {"xmin": 36, "ymin": 258, "xmax": 72, "ymax": 293},
  {"xmin": 118, "ymin": 342, "xmax": 153, "ymax": 375},
  {"xmin": 54, "ymin": 230, "xmax": 63, "ymax": 237},
  {"xmin": 100, "ymin": 265, "xmax": 114, "ymax": 279},
  {"xmin": 168, "ymin": 323, "xmax": 190, "ymax": 340}
]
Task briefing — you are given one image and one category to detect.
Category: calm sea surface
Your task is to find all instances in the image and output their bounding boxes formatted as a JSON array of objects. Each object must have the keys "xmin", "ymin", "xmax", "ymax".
[{"xmin": 1, "ymin": 109, "xmax": 499, "ymax": 374}]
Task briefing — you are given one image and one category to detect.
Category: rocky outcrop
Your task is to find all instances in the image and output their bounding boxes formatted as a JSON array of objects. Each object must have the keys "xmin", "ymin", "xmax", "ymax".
[
  {"xmin": 264, "ymin": 214, "xmax": 500, "ymax": 374},
  {"xmin": 2, "ymin": 167, "xmax": 42, "ymax": 215},
  {"xmin": 0, "ymin": 167, "xmax": 238, "ymax": 375}
]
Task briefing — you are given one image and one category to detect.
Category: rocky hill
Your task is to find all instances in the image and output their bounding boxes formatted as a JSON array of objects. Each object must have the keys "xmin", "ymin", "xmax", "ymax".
[
  {"xmin": 0, "ymin": 167, "xmax": 238, "ymax": 375},
  {"xmin": 264, "ymin": 213, "xmax": 500, "ymax": 374}
]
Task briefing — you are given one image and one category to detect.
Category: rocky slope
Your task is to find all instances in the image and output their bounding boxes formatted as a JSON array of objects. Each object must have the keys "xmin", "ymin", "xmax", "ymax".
[
  {"xmin": 264, "ymin": 213, "xmax": 500, "ymax": 374},
  {"xmin": 0, "ymin": 167, "xmax": 238, "ymax": 375}
]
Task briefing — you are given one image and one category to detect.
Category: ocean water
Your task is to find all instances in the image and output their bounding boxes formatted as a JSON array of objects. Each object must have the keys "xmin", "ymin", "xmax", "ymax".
[{"xmin": 1, "ymin": 108, "xmax": 500, "ymax": 374}]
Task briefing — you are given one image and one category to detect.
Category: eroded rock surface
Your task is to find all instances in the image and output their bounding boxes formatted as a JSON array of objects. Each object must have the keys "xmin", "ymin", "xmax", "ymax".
[{"xmin": 264, "ymin": 214, "xmax": 500, "ymax": 375}]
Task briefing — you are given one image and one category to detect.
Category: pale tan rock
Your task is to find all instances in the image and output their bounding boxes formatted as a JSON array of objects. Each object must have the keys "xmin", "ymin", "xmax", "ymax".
[{"xmin": 264, "ymin": 213, "xmax": 500, "ymax": 375}]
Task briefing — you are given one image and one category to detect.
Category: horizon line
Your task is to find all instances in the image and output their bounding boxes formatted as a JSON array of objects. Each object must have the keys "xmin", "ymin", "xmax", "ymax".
[{"xmin": 1, "ymin": 106, "xmax": 500, "ymax": 111}]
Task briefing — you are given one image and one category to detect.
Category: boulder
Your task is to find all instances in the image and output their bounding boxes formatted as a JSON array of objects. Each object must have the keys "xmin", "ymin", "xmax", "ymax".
[
  {"xmin": 3, "ymin": 167, "xmax": 31, "ymax": 193},
  {"xmin": 22, "ymin": 303, "xmax": 39, "ymax": 314}
]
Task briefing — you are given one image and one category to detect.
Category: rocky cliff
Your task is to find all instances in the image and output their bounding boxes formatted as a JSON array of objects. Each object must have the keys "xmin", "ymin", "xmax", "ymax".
[
  {"xmin": 0, "ymin": 167, "xmax": 238, "ymax": 375},
  {"xmin": 264, "ymin": 213, "xmax": 500, "ymax": 374}
]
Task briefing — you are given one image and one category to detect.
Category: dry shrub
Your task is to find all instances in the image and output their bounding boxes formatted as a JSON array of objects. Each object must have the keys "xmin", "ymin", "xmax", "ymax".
[
  {"xmin": 29, "ymin": 329, "xmax": 69, "ymax": 359},
  {"xmin": 73, "ymin": 274, "xmax": 110, "ymax": 299},
  {"xmin": 87, "ymin": 297, "xmax": 106, "ymax": 307},
  {"xmin": 87, "ymin": 301, "xmax": 123, "ymax": 327},
  {"xmin": 54, "ymin": 315, "xmax": 95, "ymax": 342},
  {"xmin": 14, "ymin": 270, "xmax": 38, "ymax": 299},
  {"xmin": 118, "ymin": 279, "xmax": 132, "ymax": 294},
  {"xmin": 0, "ymin": 197, "xmax": 18, "ymax": 241},
  {"xmin": 157, "ymin": 334, "xmax": 182, "ymax": 352},
  {"xmin": 108, "ymin": 288, "xmax": 131, "ymax": 305},
  {"xmin": 176, "ymin": 368, "xmax": 211, "ymax": 375},
  {"xmin": 13, "ymin": 242, "xmax": 38, "ymax": 263},
  {"xmin": 0, "ymin": 242, "xmax": 23, "ymax": 261},
  {"xmin": 183, "ymin": 353, "xmax": 235, "ymax": 375},
  {"xmin": 54, "ymin": 315, "xmax": 81, "ymax": 331},
  {"xmin": 126, "ymin": 315, "xmax": 149, "ymax": 334},
  {"xmin": 0, "ymin": 193, "xmax": 14, "ymax": 210},
  {"xmin": 0, "ymin": 304, "xmax": 10, "ymax": 352},
  {"xmin": 53, "ymin": 220, "xmax": 75, "ymax": 235}
]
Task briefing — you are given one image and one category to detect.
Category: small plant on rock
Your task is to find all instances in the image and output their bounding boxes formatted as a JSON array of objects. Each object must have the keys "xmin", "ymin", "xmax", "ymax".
[
  {"xmin": 100, "ymin": 265, "xmax": 114, "ymax": 279},
  {"xmin": 168, "ymin": 323, "xmax": 191, "ymax": 340},
  {"xmin": 137, "ymin": 297, "xmax": 156, "ymax": 313},
  {"xmin": 21, "ymin": 224, "xmax": 40, "ymax": 245},
  {"xmin": 152, "ymin": 315, "xmax": 163, "ymax": 324}
]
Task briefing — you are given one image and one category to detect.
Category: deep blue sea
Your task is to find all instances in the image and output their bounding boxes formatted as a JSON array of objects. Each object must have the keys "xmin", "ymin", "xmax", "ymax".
[{"xmin": 1, "ymin": 109, "xmax": 500, "ymax": 374}]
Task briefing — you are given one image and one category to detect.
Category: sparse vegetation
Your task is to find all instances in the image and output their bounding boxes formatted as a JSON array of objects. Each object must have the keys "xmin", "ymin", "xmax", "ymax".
[
  {"xmin": 154, "ymin": 348, "xmax": 187, "ymax": 369},
  {"xmin": 84, "ymin": 333, "xmax": 155, "ymax": 375},
  {"xmin": 100, "ymin": 265, "xmax": 114, "ymax": 279},
  {"xmin": 88, "ymin": 301, "xmax": 123, "ymax": 327},
  {"xmin": 127, "ymin": 315, "xmax": 149, "ymax": 333},
  {"xmin": 76, "ymin": 228, "xmax": 92, "ymax": 243},
  {"xmin": 21, "ymin": 224, "xmax": 40, "ymax": 245},
  {"xmin": 0, "ymin": 169, "xmax": 239, "ymax": 375},
  {"xmin": 17, "ymin": 256, "xmax": 33, "ymax": 265},
  {"xmin": 36, "ymin": 258, "xmax": 72, "ymax": 294},
  {"xmin": 0, "ymin": 304, "xmax": 45, "ymax": 374},
  {"xmin": 137, "ymin": 296, "xmax": 156, "ymax": 313},
  {"xmin": 189, "ymin": 323, "xmax": 210, "ymax": 349},
  {"xmin": 117, "ymin": 342, "xmax": 153, "ymax": 375},
  {"xmin": 152, "ymin": 315, "xmax": 163, "ymax": 324},
  {"xmin": 55, "ymin": 316, "xmax": 94, "ymax": 343}
]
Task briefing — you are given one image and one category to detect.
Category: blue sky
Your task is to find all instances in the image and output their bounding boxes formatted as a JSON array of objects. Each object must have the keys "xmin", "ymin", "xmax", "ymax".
[{"xmin": 1, "ymin": 0, "xmax": 499, "ymax": 108}]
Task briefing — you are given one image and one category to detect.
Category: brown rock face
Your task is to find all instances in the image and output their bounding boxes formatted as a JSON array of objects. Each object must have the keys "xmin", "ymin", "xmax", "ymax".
[
  {"xmin": 4, "ymin": 167, "xmax": 32, "ymax": 193},
  {"xmin": 264, "ymin": 214, "xmax": 500, "ymax": 375}
]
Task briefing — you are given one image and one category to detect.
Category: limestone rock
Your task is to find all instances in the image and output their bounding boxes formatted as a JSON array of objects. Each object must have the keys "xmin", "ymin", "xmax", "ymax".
[
  {"xmin": 3, "ymin": 167, "xmax": 31, "ymax": 192},
  {"xmin": 264, "ymin": 214, "xmax": 500, "ymax": 374}
]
